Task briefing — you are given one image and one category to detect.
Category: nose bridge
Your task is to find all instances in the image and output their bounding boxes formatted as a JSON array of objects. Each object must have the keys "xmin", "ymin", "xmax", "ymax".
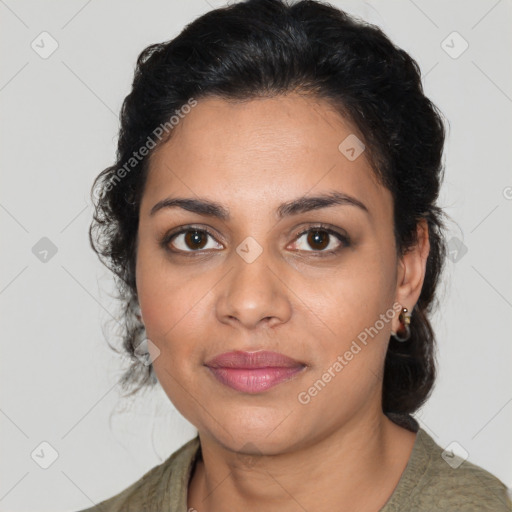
[{"xmin": 216, "ymin": 236, "xmax": 291, "ymax": 328}]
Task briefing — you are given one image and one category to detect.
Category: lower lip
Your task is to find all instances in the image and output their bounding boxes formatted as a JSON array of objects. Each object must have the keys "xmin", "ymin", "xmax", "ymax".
[{"xmin": 206, "ymin": 366, "xmax": 305, "ymax": 394}]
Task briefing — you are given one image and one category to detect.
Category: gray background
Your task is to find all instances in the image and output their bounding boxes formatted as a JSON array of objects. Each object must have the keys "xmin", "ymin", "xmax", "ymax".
[{"xmin": 1, "ymin": 0, "xmax": 511, "ymax": 510}]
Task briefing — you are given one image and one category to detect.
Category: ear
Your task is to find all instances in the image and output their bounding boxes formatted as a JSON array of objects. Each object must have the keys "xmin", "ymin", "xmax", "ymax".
[
  {"xmin": 135, "ymin": 302, "xmax": 144, "ymax": 324},
  {"xmin": 392, "ymin": 219, "xmax": 430, "ymax": 333}
]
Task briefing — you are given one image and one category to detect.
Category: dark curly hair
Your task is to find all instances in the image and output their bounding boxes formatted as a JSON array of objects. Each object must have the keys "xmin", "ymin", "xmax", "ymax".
[{"xmin": 89, "ymin": 0, "xmax": 447, "ymax": 415}]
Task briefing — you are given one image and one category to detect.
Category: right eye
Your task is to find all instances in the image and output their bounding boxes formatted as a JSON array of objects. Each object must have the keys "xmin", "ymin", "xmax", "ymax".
[{"xmin": 163, "ymin": 226, "xmax": 224, "ymax": 254}]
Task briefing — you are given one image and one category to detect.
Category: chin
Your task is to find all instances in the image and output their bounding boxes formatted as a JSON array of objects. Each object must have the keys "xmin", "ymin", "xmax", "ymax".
[{"xmin": 198, "ymin": 408, "xmax": 306, "ymax": 455}]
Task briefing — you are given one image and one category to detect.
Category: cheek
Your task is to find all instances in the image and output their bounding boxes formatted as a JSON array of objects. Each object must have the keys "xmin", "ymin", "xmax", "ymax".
[
  {"xmin": 294, "ymin": 251, "xmax": 396, "ymax": 393},
  {"xmin": 135, "ymin": 243, "xmax": 212, "ymax": 364},
  {"xmin": 136, "ymin": 254, "xmax": 170, "ymax": 336},
  {"xmin": 301, "ymin": 249, "xmax": 395, "ymax": 333},
  {"xmin": 136, "ymin": 238, "xmax": 185, "ymax": 332},
  {"xmin": 294, "ymin": 275, "xmax": 394, "ymax": 415},
  {"xmin": 135, "ymin": 251, "xmax": 214, "ymax": 429}
]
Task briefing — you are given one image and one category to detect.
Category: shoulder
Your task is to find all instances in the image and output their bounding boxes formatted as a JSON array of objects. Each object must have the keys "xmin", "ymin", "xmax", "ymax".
[
  {"xmin": 391, "ymin": 427, "xmax": 512, "ymax": 511},
  {"xmin": 73, "ymin": 435, "xmax": 200, "ymax": 512}
]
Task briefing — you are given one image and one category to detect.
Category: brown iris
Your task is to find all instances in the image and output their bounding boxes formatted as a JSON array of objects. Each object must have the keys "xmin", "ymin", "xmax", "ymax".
[
  {"xmin": 307, "ymin": 229, "xmax": 329, "ymax": 251},
  {"xmin": 185, "ymin": 230, "xmax": 208, "ymax": 250}
]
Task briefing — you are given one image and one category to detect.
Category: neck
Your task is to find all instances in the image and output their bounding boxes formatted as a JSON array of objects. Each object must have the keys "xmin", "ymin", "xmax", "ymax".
[{"xmin": 188, "ymin": 410, "xmax": 417, "ymax": 512}]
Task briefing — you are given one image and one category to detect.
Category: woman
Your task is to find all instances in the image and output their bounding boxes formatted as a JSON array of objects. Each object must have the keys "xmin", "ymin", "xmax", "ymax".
[{"xmin": 78, "ymin": 0, "xmax": 511, "ymax": 510}]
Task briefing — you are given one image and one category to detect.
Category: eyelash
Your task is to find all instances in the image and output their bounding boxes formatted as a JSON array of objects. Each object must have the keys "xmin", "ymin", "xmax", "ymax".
[{"xmin": 161, "ymin": 223, "xmax": 351, "ymax": 257}]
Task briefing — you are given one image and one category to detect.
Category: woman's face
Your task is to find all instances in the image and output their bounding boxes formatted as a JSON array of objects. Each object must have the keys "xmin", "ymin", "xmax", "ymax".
[{"xmin": 136, "ymin": 93, "xmax": 421, "ymax": 454}]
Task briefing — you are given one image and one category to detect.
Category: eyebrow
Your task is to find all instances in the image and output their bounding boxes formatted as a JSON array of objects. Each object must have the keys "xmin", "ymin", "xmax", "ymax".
[{"xmin": 149, "ymin": 191, "xmax": 369, "ymax": 220}]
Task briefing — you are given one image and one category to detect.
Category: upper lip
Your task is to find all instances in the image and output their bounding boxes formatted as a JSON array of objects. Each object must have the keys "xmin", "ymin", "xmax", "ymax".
[{"xmin": 205, "ymin": 350, "xmax": 305, "ymax": 369}]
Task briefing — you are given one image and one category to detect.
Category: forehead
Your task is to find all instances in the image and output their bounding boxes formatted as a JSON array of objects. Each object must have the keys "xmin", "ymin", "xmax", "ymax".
[{"xmin": 143, "ymin": 94, "xmax": 391, "ymax": 222}]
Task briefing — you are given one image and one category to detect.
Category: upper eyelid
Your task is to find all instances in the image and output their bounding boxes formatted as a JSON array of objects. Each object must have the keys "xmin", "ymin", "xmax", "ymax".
[
  {"xmin": 166, "ymin": 224, "xmax": 223, "ymax": 242},
  {"xmin": 167, "ymin": 223, "xmax": 346, "ymax": 238}
]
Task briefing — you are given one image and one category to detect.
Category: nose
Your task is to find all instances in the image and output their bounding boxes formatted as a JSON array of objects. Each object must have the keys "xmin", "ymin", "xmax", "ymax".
[{"xmin": 215, "ymin": 246, "xmax": 292, "ymax": 331}]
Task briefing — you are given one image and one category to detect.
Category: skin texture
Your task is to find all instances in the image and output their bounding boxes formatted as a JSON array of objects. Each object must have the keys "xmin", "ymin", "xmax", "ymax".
[{"xmin": 135, "ymin": 93, "xmax": 430, "ymax": 511}]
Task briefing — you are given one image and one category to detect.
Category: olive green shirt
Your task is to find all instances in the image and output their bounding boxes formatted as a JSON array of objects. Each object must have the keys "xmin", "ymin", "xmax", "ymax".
[{"xmin": 75, "ymin": 417, "xmax": 511, "ymax": 511}]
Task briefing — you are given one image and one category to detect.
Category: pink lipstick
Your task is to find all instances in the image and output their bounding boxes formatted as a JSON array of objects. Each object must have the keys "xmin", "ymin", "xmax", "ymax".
[{"xmin": 204, "ymin": 350, "xmax": 306, "ymax": 394}]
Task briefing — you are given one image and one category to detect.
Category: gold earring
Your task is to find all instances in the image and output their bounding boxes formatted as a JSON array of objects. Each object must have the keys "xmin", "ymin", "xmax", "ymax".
[{"xmin": 391, "ymin": 307, "xmax": 411, "ymax": 342}]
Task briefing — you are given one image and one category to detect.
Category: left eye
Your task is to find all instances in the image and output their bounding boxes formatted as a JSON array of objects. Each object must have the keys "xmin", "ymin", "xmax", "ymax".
[{"xmin": 292, "ymin": 227, "xmax": 349, "ymax": 253}]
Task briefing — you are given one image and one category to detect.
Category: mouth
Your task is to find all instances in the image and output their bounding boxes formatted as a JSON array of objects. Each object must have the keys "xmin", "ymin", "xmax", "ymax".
[{"xmin": 204, "ymin": 350, "xmax": 307, "ymax": 394}]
